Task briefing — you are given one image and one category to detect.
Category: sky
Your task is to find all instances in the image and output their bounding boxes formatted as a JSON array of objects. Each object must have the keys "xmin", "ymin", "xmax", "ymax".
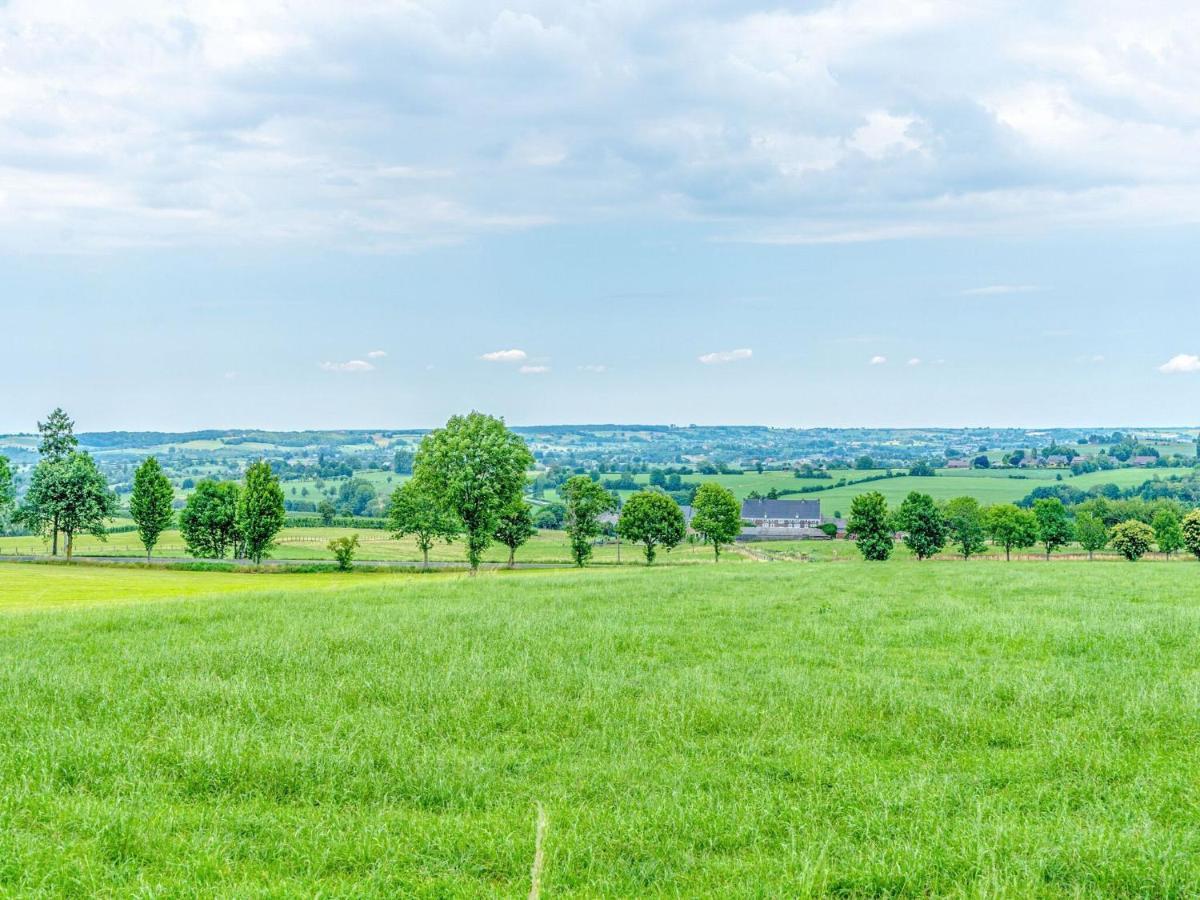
[{"xmin": 2, "ymin": 0, "xmax": 1200, "ymax": 432}]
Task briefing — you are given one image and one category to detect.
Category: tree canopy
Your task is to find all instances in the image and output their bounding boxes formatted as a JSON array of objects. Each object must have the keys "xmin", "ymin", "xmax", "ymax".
[
  {"xmin": 617, "ymin": 490, "xmax": 686, "ymax": 564},
  {"xmin": 129, "ymin": 456, "xmax": 175, "ymax": 559},
  {"xmin": 849, "ymin": 491, "xmax": 893, "ymax": 561},
  {"xmin": 690, "ymin": 482, "xmax": 741, "ymax": 561}
]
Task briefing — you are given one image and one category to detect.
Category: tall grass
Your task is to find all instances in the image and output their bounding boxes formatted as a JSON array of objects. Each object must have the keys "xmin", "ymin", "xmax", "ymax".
[{"xmin": 2, "ymin": 562, "xmax": 1200, "ymax": 894}]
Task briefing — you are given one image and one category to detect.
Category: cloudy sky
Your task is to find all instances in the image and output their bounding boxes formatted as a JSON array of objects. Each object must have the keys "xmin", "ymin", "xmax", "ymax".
[{"xmin": 3, "ymin": 0, "xmax": 1200, "ymax": 431}]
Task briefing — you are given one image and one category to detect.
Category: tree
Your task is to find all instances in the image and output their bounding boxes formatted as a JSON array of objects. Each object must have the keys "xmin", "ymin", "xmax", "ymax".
[
  {"xmin": 413, "ymin": 412, "xmax": 533, "ymax": 572},
  {"xmin": 560, "ymin": 476, "xmax": 616, "ymax": 566},
  {"xmin": 854, "ymin": 456, "xmax": 875, "ymax": 470},
  {"xmin": 943, "ymin": 496, "xmax": 986, "ymax": 559},
  {"xmin": 0, "ymin": 456, "xmax": 14, "ymax": 530},
  {"xmin": 1182, "ymin": 510, "xmax": 1200, "ymax": 560},
  {"xmin": 179, "ymin": 480, "xmax": 241, "ymax": 559},
  {"xmin": 895, "ymin": 492, "xmax": 947, "ymax": 560},
  {"xmin": 129, "ymin": 456, "xmax": 174, "ymax": 559},
  {"xmin": 392, "ymin": 449, "xmax": 414, "ymax": 474},
  {"xmin": 972, "ymin": 455, "xmax": 991, "ymax": 469},
  {"xmin": 238, "ymin": 460, "xmax": 286, "ymax": 565},
  {"xmin": 387, "ymin": 479, "xmax": 459, "ymax": 567},
  {"xmin": 39, "ymin": 453, "xmax": 117, "ymax": 562},
  {"xmin": 336, "ymin": 478, "xmax": 377, "ymax": 517},
  {"xmin": 1153, "ymin": 508, "xmax": 1184, "ymax": 558},
  {"xmin": 318, "ymin": 499, "xmax": 336, "ymax": 526},
  {"xmin": 617, "ymin": 490, "xmax": 686, "ymax": 564},
  {"xmin": 1110, "ymin": 520, "xmax": 1154, "ymax": 561},
  {"xmin": 37, "ymin": 407, "xmax": 78, "ymax": 461},
  {"xmin": 494, "ymin": 500, "xmax": 536, "ymax": 568},
  {"xmin": 849, "ymin": 491, "xmax": 893, "ymax": 561},
  {"xmin": 533, "ymin": 502, "xmax": 566, "ymax": 530},
  {"xmin": 985, "ymin": 504, "xmax": 1037, "ymax": 561},
  {"xmin": 690, "ymin": 482, "xmax": 741, "ymax": 561},
  {"xmin": 327, "ymin": 534, "xmax": 359, "ymax": 571},
  {"xmin": 32, "ymin": 407, "xmax": 79, "ymax": 556},
  {"xmin": 1074, "ymin": 511, "xmax": 1109, "ymax": 560},
  {"xmin": 1033, "ymin": 498, "xmax": 1073, "ymax": 559}
]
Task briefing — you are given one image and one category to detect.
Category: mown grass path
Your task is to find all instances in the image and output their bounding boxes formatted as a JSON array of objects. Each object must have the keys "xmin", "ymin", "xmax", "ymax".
[{"xmin": 2, "ymin": 562, "xmax": 1199, "ymax": 895}]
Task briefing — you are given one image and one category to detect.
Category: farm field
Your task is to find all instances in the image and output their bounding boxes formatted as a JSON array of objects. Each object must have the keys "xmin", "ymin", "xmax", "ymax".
[
  {"xmin": 2, "ymin": 561, "xmax": 1200, "ymax": 894},
  {"xmin": 0, "ymin": 527, "xmax": 723, "ymax": 566}
]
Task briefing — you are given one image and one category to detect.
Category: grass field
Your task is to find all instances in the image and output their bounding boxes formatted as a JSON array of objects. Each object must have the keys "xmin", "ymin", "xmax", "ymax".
[{"xmin": 3, "ymin": 560, "xmax": 1200, "ymax": 894}]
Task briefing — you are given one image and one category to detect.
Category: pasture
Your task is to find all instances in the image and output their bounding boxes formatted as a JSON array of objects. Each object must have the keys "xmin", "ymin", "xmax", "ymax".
[{"xmin": 2, "ymin": 560, "xmax": 1200, "ymax": 895}]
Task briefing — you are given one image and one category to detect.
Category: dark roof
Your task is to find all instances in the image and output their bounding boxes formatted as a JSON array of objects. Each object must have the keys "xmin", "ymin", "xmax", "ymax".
[{"xmin": 741, "ymin": 498, "xmax": 821, "ymax": 520}]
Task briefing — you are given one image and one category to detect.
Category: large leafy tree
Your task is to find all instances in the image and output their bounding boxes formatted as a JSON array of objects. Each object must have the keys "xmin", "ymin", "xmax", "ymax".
[
  {"xmin": 388, "ymin": 480, "xmax": 459, "ymax": 567},
  {"xmin": 1032, "ymin": 498, "xmax": 1073, "ymax": 560},
  {"xmin": 896, "ymin": 491, "xmax": 947, "ymax": 560},
  {"xmin": 985, "ymin": 504, "xmax": 1037, "ymax": 561},
  {"xmin": 1153, "ymin": 507, "xmax": 1184, "ymax": 558},
  {"xmin": 179, "ymin": 480, "xmax": 241, "ymax": 559},
  {"xmin": 413, "ymin": 412, "xmax": 533, "ymax": 572},
  {"xmin": 561, "ymin": 475, "xmax": 617, "ymax": 567},
  {"xmin": 1110, "ymin": 519, "xmax": 1155, "ymax": 561},
  {"xmin": 129, "ymin": 456, "xmax": 175, "ymax": 559},
  {"xmin": 943, "ymin": 496, "xmax": 986, "ymax": 559},
  {"xmin": 238, "ymin": 461, "xmax": 286, "ymax": 565},
  {"xmin": 1074, "ymin": 511, "xmax": 1109, "ymax": 560},
  {"xmin": 19, "ymin": 453, "xmax": 117, "ymax": 561},
  {"xmin": 848, "ymin": 491, "xmax": 893, "ymax": 561},
  {"xmin": 32, "ymin": 407, "xmax": 79, "ymax": 555},
  {"xmin": 0, "ymin": 455, "xmax": 14, "ymax": 531},
  {"xmin": 494, "ymin": 500, "xmax": 537, "ymax": 568},
  {"xmin": 690, "ymin": 482, "xmax": 742, "ymax": 562},
  {"xmin": 617, "ymin": 490, "xmax": 686, "ymax": 565}
]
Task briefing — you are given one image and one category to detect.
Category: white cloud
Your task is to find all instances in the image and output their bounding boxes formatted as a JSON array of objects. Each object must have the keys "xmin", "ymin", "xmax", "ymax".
[
  {"xmin": 870, "ymin": 355, "xmax": 888, "ymax": 365},
  {"xmin": 366, "ymin": 350, "xmax": 387, "ymax": 359},
  {"xmin": 519, "ymin": 365, "xmax": 550, "ymax": 375},
  {"xmin": 849, "ymin": 111, "xmax": 922, "ymax": 160},
  {"xmin": 319, "ymin": 360, "xmax": 374, "ymax": 373},
  {"xmin": 962, "ymin": 285, "xmax": 1043, "ymax": 296},
  {"xmin": 1159, "ymin": 354, "xmax": 1200, "ymax": 374},
  {"xmin": 907, "ymin": 358, "xmax": 922, "ymax": 366},
  {"xmin": 223, "ymin": 371, "xmax": 238, "ymax": 381},
  {"xmin": 698, "ymin": 348, "xmax": 753, "ymax": 365},
  {"xmin": 579, "ymin": 364, "xmax": 607, "ymax": 373},
  {"xmin": 480, "ymin": 349, "xmax": 528, "ymax": 363}
]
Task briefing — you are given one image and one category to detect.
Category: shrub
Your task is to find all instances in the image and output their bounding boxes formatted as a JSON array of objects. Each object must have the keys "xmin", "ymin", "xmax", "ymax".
[
  {"xmin": 1110, "ymin": 520, "xmax": 1154, "ymax": 561},
  {"xmin": 327, "ymin": 534, "xmax": 359, "ymax": 571}
]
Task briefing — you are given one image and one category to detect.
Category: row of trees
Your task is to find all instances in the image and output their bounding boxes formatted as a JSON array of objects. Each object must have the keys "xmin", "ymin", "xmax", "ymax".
[
  {"xmin": 384, "ymin": 412, "xmax": 746, "ymax": 569},
  {"xmin": 847, "ymin": 490, "xmax": 1200, "ymax": 562}
]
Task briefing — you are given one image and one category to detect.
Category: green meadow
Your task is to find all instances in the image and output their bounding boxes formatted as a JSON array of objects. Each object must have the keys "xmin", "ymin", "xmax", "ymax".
[{"xmin": 3, "ymin": 560, "xmax": 1200, "ymax": 895}]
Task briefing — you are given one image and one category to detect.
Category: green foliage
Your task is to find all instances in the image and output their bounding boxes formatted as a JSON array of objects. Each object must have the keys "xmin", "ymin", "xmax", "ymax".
[
  {"xmin": 327, "ymin": 534, "xmax": 359, "ymax": 571},
  {"xmin": 1182, "ymin": 510, "xmax": 1200, "ymax": 560},
  {"xmin": 180, "ymin": 480, "xmax": 241, "ymax": 559},
  {"xmin": 848, "ymin": 491, "xmax": 893, "ymax": 561},
  {"xmin": 413, "ymin": 412, "xmax": 533, "ymax": 571},
  {"xmin": 1074, "ymin": 511, "xmax": 1109, "ymax": 559},
  {"xmin": 617, "ymin": 490, "xmax": 686, "ymax": 564},
  {"xmin": 561, "ymin": 475, "xmax": 616, "ymax": 567},
  {"xmin": 985, "ymin": 504, "xmax": 1038, "ymax": 561},
  {"xmin": 336, "ymin": 478, "xmax": 378, "ymax": 517},
  {"xmin": 387, "ymin": 479, "xmax": 459, "ymax": 566},
  {"xmin": 493, "ymin": 500, "xmax": 536, "ymax": 567},
  {"xmin": 689, "ymin": 482, "xmax": 741, "ymax": 561},
  {"xmin": 318, "ymin": 499, "xmax": 336, "ymax": 526},
  {"xmin": 19, "ymin": 453, "xmax": 117, "ymax": 561},
  {"xmin": 239, "ymin": 461, "xmax": 287, "ymax": 565},
  {"xmin": 129, "ymin": 456, "xmax": 174, "ymax": 559},
  {"xmin": 36, "ymin": 407, "xmax": 78, "ymax": 462},
  {"xmin": 0, "ymin": 455, "xmax": 14, "ymax": 530},
  {"xmin": 943, "ymin": 496, "xmax": 986, "ymax": 559},
  {"xmin": 533, "ymin": 502, "xmax": 566, "ymax": 530},
  {"xmin": 54, "ymin": 453, "xmax": 118, "ymax": 561},
  {"xmin": 1152, "ymin": 508, "xmax": 1184, "ymax": 558},
  {"xmin": 895, "ymin": 492, "xmax": 947, "ymax": 560},
  {"xmin": 1110, "ymin": 519, "xmax": 1155, "ymax": 561},
  {"xmin": 1033, "ymin": 498, "xmax": 1074, "ymax": 559}
]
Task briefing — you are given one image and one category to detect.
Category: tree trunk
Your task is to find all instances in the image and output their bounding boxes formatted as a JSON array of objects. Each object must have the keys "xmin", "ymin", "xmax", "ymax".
[
  {"xmin": 422, "ymin": 547, "xmax": 429, "ymax": 568},
  {"xmin": 508, "ymin": 547, "xmax": 515, "ymax": 569},
  {"xmin": 65, "ymin": 531, "xmax": 73, "ymax": 563},
  {"xmin": 52, "ymin": 514, "xmax": 59, "ymax": 556},
  {"xmin": 1006, "ymin": 546, "xmax": 1011, "ymax": 561}
]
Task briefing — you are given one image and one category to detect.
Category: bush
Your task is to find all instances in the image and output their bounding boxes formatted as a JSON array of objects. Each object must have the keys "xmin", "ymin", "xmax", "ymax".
[
  {"xmin": 327, "ymin": 534, "xmax": 359, "ymax": 571},
  {"xmin": 1110, "ymin": 520, "xmax": 1154, "ymax": 561}
]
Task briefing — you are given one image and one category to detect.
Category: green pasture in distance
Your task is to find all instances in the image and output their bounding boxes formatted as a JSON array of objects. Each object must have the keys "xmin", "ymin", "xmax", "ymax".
[{"xmin": 3, "ymin": 561, "xmax": 1200, "ymax": 894}]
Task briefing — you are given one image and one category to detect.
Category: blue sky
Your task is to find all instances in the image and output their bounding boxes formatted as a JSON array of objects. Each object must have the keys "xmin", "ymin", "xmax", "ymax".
[{"xmin": 2, "ymin": 0, "xmax": 1199, "ymax": 431}]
